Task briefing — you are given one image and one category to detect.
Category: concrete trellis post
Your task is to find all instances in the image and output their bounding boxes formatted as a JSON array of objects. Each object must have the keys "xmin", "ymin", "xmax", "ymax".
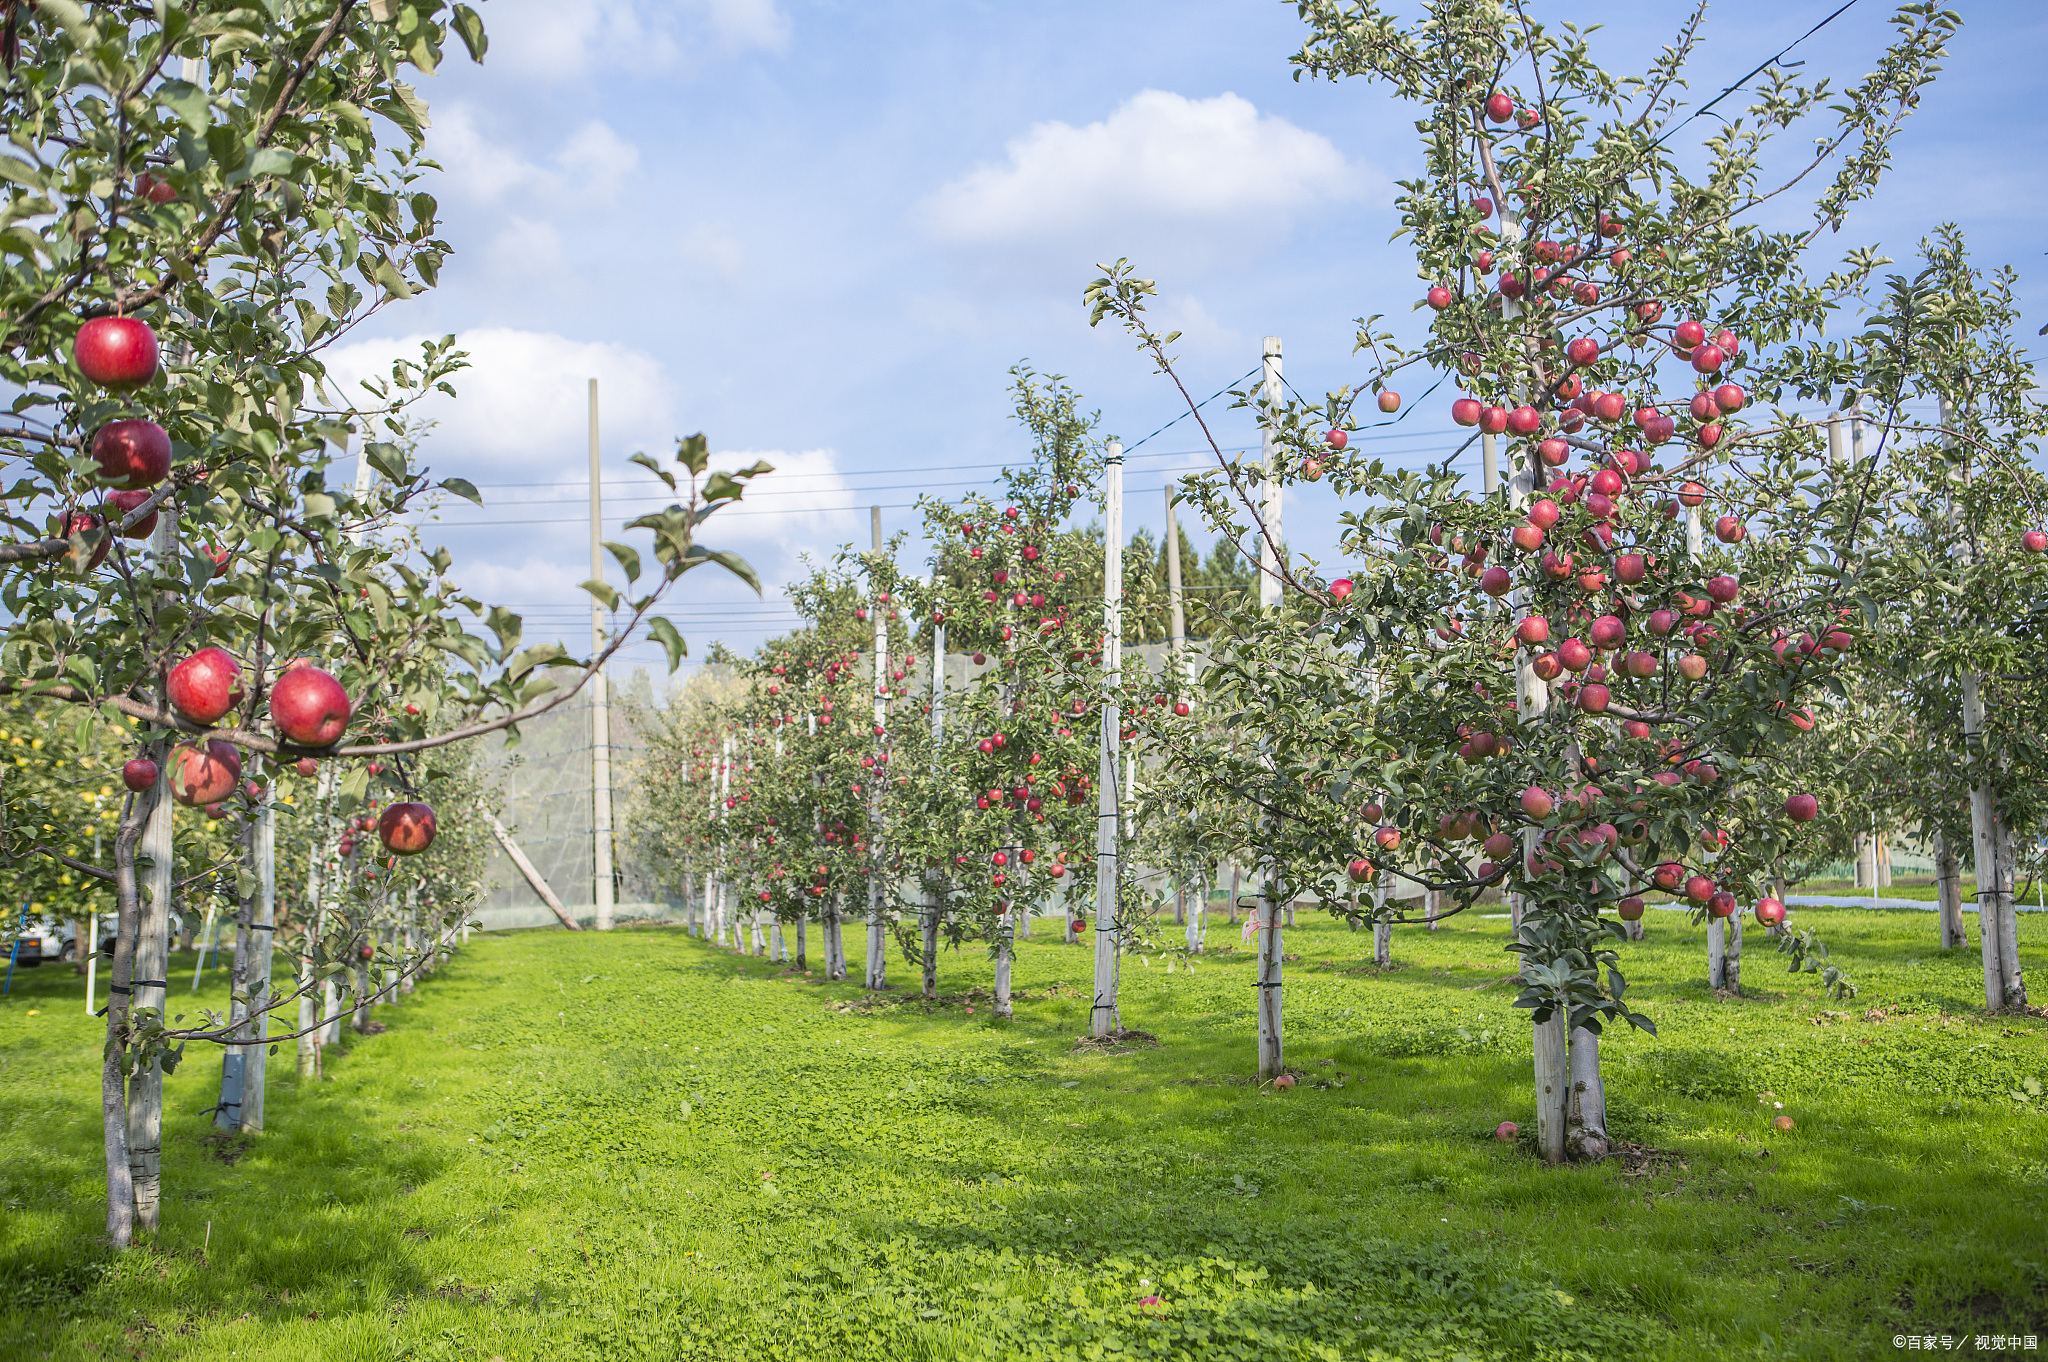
[
  {"xmin": 1090, "ymin": 443, "xmax": 1125, "ymax": 1038},
  {"xmin": 589, "ymin": 379, "xmax": 615, "ymax": 932},
  {"xmin": 865, "ymin": 508, "xmax": 889, "ymax": 991}
]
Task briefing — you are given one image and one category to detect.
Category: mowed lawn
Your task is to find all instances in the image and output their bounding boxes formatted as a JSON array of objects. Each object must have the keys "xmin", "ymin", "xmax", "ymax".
[{"xmin": 2, "ymin": 904, "xmax": 2045, "ymax": 1361}]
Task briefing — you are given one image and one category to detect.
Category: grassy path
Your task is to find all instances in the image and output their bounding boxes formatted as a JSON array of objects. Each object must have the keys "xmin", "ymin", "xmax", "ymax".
[{"xmin": 2, "ymin": 906, "xmax": 2045, "ymax": 1360}]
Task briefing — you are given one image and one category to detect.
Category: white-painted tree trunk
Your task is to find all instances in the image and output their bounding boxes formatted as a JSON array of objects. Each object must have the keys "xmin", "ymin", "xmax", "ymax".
[
  {"xmin": 1533, "ymin": 1013, "xmax": 1568, "ymax": 1163},
  {"xmin": 1256, "ymin": 879, "xmax": 1283, "ymax": 1079},
  {"xmin": 1372, "ymin": 880, "xmax": 1390, "ymax": 967},
  {"xmin": 224, "ymin": 769, "xmax": 276, "ymax": 1131},
  {"xmin": 1564, "ymin": 1028, "xmax": 1609, "ymax": 1160},
  {"xmin": 1708, "ymin": 917, "xmax": 1726, "ymax": 989},
  {"xmin": 770, "ymin": 919, "xmax": 785, "ymax": 963},
  {"xmin": 1965, "ymin": 673, "xmax": 2027, "ymax": 1009},
  {"xmin": 993, "ymin": 911, "xmax": 1014, "ymax": 1019},
  {"xmin": 824, "ymin": 895, "xmax": 846, "ymax": 981},
  {"xmin": 793, "ymin": 915, "xmax": 807, "ymax": 970},
  {"xmin": 127, "ymin": 731, "xmax": 174, "ymax": 1233}
]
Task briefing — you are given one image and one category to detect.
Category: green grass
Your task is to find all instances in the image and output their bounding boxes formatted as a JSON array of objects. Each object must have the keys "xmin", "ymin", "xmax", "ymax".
[{"xmin": 2, "ymin": 905, "xmax": 2046, "ymax": 1360}]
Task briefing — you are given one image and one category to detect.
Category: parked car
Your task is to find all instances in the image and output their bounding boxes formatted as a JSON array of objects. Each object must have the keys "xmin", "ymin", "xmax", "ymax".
[{"xmin": 8, "ymin": 923, "xmax": 82, "ymax": 966}]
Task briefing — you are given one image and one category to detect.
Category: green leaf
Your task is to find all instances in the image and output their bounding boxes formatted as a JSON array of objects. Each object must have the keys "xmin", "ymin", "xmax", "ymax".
[
  {"xmin": 580, "ymin": 578, "xmax": 621, "ymax": 611},
  {"xmin": 483, "ymin": 606, "xmax": 522, "ymax": 659},
  {"xmin": 675, "ymin": 434, "xmax": 710, "ymax": 476},
  {"xmin": 0, "ymin": 157, "xmax": 46, "ymax": 190},
  {"xmin": 439, "ymin": 477, "xmax": 481, "ymax": 506},
  {"xmin": 505, "ymin": 643, "xmax": 570, "ymax": 680},
  {"xmin": 646, "ymin": 617, "xmax": 687, "ymax": 673},
  {"xmin": 365, "ymin": 442, "xmax": 410, "ymax": 485},
  {"xmin": 247, "ymin": 148, "xmax": 298, "ymax": 181},
  {"xmin": 302, "ymin": 493, "xmax": 336, "ymax": 520},
  {"xmin": 451, "ymin": 4, "xmax": 488, "ymax": 61},
  {"xmin": 603, "ymin": 541, "xmax": 641, "ymax": 585},
  {"xmin": 629, "ymin": 452, "xmax": 677, "ymax": 492}
]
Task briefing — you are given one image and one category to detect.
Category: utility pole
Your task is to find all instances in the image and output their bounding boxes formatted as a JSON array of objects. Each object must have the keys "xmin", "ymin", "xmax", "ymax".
[
  {"xmin": 865, "ymin": 507, "xmax": 888, "ymax": 989},
  {"xmin": 1254, "ymin": 338, "xmax": 1284, "ymax": 1077},
  {"xmin": 590, "ymin": 379, "xmax": 615, "ymax": 931},
  {"xmin": 1259, "ymin": 338, "xmax": 1283, "ymax": 610}
]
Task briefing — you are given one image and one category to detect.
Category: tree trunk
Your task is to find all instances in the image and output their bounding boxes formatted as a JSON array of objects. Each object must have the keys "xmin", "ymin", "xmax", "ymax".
[
  {"xmin": 1256, "ymin": 886, "xmax": 1283, "ymax": 1080},
  {"xmin": 177, "ymin": 914, "xmax": 194, "ymax": 954},
  {"xmin": 1725, "ymin": 915, "xmax": 1742, "ymax": 994},
  {"xmin": 993, "ymin": 912, "xmax": 1013, "ymax": 1019},
  {"xmin": 920, "ymin": 886, "xmax": 939, "ymax": 1001},
  {"xmin": 1173, "ymin": 881, "xmax": 1185, "ymax": 926},
  {"xmin": 1966, "ymin": 673, "xmax": 2025, "ymax": 1009},
  {"xmin": 823, "ymin": 896, "xmax": 846, "ymax": 981},
  {"xmin": 1564, "ymin": 1026, "xmax": 1609, "ymax": 1161},
  {"xmin": 298, "ymin": 771, "xmax": 334, "ymax": 1080},
  {"xmin": 1707, "ymin": 916, "xmax": 1726, "ymax": 990},
  {"xmin": 863, "ymin": 878, "xmax": 887, "ymax": 991},
  {"xmin": 794, "ymin": 915, "xmax": 807, "ymax": 971},
  {"xmin": 102, "ymin": 769, "xmax": 155, "ymax": 1248},
  {"xmin": 1936, "ymin": 833, "xmax": 1968, "ymax": 948},
  {"xmin": 239, "ymin": 782, "xmax": 275, "ymax": 1130},
  {"xmin": 1227, "ymin": 867, "xmax": 1240, "ymax": 925},
  {"xmin": 1372, "ymin": 881, "xmax": 1390, "ymax": 967},
  {"xmin": 126, "ymin": 748, "xmax": 175, "ymax": 1235}
]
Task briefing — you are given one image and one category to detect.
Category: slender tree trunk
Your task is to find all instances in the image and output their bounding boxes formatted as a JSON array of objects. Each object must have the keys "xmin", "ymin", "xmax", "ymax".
[
  {"xmin": 298, "ymin": 772, "xmax": 334, "ymax": 1080},
  {"xmin": 824, "ymin": 895, "xmax": 846, "ymax": 981},
  {"xmin": 920, "ymin": 886, "xmax": 938, "ymax": 1001},
  {"xmin": 1564, "ymin": 1027, "xmax": 1609, "ymax": 1160},
  {"xmin": 1173, "ymin": 880, "xmax": 1185, "ymax": 926},
  {"xmin": 1725, "ymin": 915, "xmax": 1742, "ymax": 994},
  {"xmin": 770, "ymin": 918, "xmax": 784, "ymax": 963},
  {"xmin": 1994, "ymin": 819, "xmax": 2025, "ymax": 1007},
  {"xmin": 1965, "ymin": 674, "xmax": 2024, "ymax": 1010},
  {"xmin": 126, "ymin": 748, "xmax": 174, "ymax": 1235},
  {"xmin": 1227, "ymin": 866, "xmax": 1240, "ymax": 926},
  {"xmin": 864, "ymin": 877, "xmax": 887, "ymax": 990},
  {"xmin": 993, "ymin": 911, "xmax": 1013, "ymax": 1019},
  {"xmin": 1708, "ymin": 916, "xmax": 1726, "ymax": 990},
  {"xmin": 1936, "ymin": 833, "xmax": 1968, "ymax": 948},
  {"xmin": 177, "ymin": 913, "xmax": 194, "ymax": 954},
  {"xmin": 241, "ymin": 779, "xmax": 276, "ymax": 1130},
  {"xmin": 103, "ymin": 772, "xmax": 154, "ymax": 1248},
  {"xmin": 217, "ymin": 818, "xmax": 257, "ymax": 1132},
  {"xmin": 1256, "ymin": 878, "xmax": 1283, "ymax": 1079},
  {"xmin": 794, "ymin": 914, "xmax": 807, "ymax": 971}
]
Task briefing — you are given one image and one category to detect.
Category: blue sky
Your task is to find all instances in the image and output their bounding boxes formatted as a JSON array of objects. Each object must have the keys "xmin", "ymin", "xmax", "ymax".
[{"xmin": 328, "ymin": 0, "xmax": 2048, "ymax": 683}]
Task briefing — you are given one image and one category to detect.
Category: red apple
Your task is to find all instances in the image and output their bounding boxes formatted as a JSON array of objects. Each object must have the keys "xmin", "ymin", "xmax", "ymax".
[
  {"xmin": 1486, "ymin": 92, "xmax": 1514, "ymax": 122},
  {"xmin": 1506, "ymin": 405, "xmax": 1541, "ymax": 435},
  {"xmin": 1589, "ymin": 615, "xmax": 1625, "ymax": 649},
  {"xmin": 270, "ymin": 664, "xmax": 352, "ymax": 746},
  {"xmin": 1480, "ymin": 565, "xmax": 1512, "ymax": 596},
  {"xmin": 1377, "ymin": 391, "xmax": 1401, "ymax": 413},
  {"xmin": 378, "ymin": 801, "xmax": 438, "ymax": 856},
  {"xmin": 1708, "ymin": 891, "xmax": 1737, "ymax": 919},
  {"xmin": 1617, "ymin": 896, "xmax": 1645, "ymax": 921},
  {"xmin": 1520, "ymin": 786, "xmax": 1554, "ymax": 819},
  {"xmin": 1565, "ymin": 337, "xmax": 1600, "ymax": 366},
  {"xmin": 1557, "ymin": 638, "xmax": 1592, "ymax": 672},
  {"xmin": 1707, "ymin": 574, "xmax": 1740, "ymax": 603},
  {"xmin": 295, "ymin": 756, "xmax": 319, "ymax": 778},
  {"xmin": 74, "ymin": 316, "xmax": 159, "ymax": 388},
  {"xmin": 1623, "ymin": 650, "xmax": 1658, "ymax": 679},
  {"xmin": 167, "ymin": 646, "xmax": 242, "ymax": 725},
  {"xmin": 1690, "ymin": 344, "xmax": 1725, "ymax": 374},
  {"xmin": 1698, "ymin": 423, "xmax": 1723, "ymax": 449},
  {"xmin": 104, "ymin": 489, "xmax": 158, "ymax": 540},
  {"xmin": 1592, "ymin": 391, "xmax": 1626, "ymax": 423},
  {"xmin": 1499, "ymin": 272, "xmax": 1525, "ymax": 299},
  {"xmin": 1427, "ymin": 286, "xmax": 1454, "ymax": 310},
  {"xmin": 1494, "ymin": 1121, "xmax": 1518, "ymax": 1142},
  {"xmin": 1347, "ymin": 858, "xmax": 1373, "ymax": 884},
  {"xmin": 90, "ymin": 420, "xmax": 173, "ymax": 490},
  {"xmin": 1451, "ymin": 398, "xmax": 1482, "ymax": 427},
  {"xmin": 1755, "ymin": 898, "xmax": 1787, "ymax": 927},
  {"xmin": 1673, "ymin": 320, "xmax": 1705, "ymax": 351},
  {"xmin": 1325, "ymin": 428, "xmax": 1348, "ymax": 450},
  {"xmin": 134, "ymin": 172, "xmax": 178, "ymax": 204},
  {"xmin": 1511, "ymin": 524, "xmax": 1545, "ymax": 552},
  {"xmin": 1714, "ymin": 383, "xmax": 1746, "ymax": 413},
  {"xmin": 121, "ymin": 757, "xmax": 158, "ymax": 793},
  {"xmin": 1578, "ymin": 683, "xmax": 1610, "ymax": 713},
  {"xmin": 1374, "ymin": 825, "xmax": 1401, "ymax": 852},
  {"xmin": 1329, "ymin": 578, "xmax": 1354, "ymax": 601},
  {"xmin": 1515, "ymin": 616, "xmax": 1550, "ymax": 646},
  {"xmin": 1714, "ymin": 514, "xmax": 1746, "ymax": 544},
  {"xmin": 1676, "ymin": 653, "xmax": 1708, "ymax": 682},
  {"xmin": 1528, "ymin": 498, "xmax": 1560, "ymax": 530},
  {"xmin": 1684, "ymin": 874, "xmax": 1715, "ymax": 904},
  {"xmin": 1538, "ymin": 438, "xmax": 1569, "ymax": 465},
  {"xmin": 1785, "ymin": 793, "xmax": 1818, "ymax": 823},
  {"xmin": 1530, "ymin": 651, "xmax": 1562, "ymax": 681},
  {"xmin": 2023, "ymin": 530, "xmax": 2047, "ymax": 553},
  {"xmin": 170, "ymin": 738, "xmax": 242, "ymax": 807},
  {"xmin": 1479, "ymin": 406, "xmax": 1509, "ymax": 435}
]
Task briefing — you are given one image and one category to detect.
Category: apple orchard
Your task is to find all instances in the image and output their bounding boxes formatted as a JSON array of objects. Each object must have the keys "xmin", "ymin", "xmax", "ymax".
[{"xmin": 3, "ymin": 1, "xmax": 2047, "ymax": 1355}]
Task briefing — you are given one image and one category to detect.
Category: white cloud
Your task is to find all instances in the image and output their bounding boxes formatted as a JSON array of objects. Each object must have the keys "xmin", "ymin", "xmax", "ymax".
[
  {"xmin": 919, "ymin": 90, "xmax": 1367, "ymax": 278},
  {"xmin": 482, "ymin": 0, "xmax": 788, "ymax": 82},
  {"xmin": 323, "ymin": 328, "xmax": 677, "ymax": 481},
  {"xmin": 432, "ymin": 107, "xmax": 640, "ymax": 210},
  {"xmin": 480, "ymin": 217, "xmax": 569, "ymax": 282},
  {"xmin": 676, "ymin": 226, "xmax": 746, "ymax": 287}
]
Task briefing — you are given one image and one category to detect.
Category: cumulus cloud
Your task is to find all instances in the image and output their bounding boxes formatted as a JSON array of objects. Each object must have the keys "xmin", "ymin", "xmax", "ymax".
[
  {"xmin": 919, "ymin": 90, "xmax": 1367, "ymax": 279},
  {"xmin": 433, "ymin": 107, "xmax": 641, "ymax": 209},
  {"xmin": 482, "ymin": 0, "xmax": 789, "ymax": 82}
]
